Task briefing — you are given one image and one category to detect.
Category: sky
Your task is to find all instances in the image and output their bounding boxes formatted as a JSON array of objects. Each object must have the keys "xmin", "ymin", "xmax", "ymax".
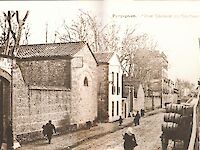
[{"xmin": 0, "ymin": 0, "xmax": 200, "ymax": 85}]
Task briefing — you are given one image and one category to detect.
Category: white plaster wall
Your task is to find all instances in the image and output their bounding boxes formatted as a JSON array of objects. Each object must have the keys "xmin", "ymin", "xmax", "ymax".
[
  {"xmin": 134, "ymin": 84, "xmax": 145, "ymax": 111},
  {"xmin": 108, "ymin": 53, "xmax": 123, "ymax": 122}
]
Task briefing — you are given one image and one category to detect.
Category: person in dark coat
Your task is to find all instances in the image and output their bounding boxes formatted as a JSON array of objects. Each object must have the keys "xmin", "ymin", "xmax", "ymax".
[
  {"xmin": 140, "ymin": 109, "xmax": 145, "ymax": 117},
  {"xmin": 134, "ymin": 111, "xmax": 141, "ymax": 126},
  {"xmin": 119, "ymin": 116, "xmax": 123, "ymax": 126},
  {"xmin": 123, "ymin": 127, "xmax": 138, "ymax": 150},
  {"xmin": 45, "ymin": 120, "xmax": 56, "ymax": 144}
]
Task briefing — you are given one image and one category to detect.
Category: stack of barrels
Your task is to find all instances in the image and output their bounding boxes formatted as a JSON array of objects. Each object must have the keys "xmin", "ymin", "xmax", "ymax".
[{"xmin": 162, "ymin": 103, "xmax": 193, "ymax": 136}]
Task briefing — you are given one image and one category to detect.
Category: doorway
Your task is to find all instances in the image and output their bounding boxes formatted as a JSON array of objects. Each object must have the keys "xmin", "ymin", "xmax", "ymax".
[{"xmin": 0, "ymin": 77, "xmax": 10, "ymax": 147}]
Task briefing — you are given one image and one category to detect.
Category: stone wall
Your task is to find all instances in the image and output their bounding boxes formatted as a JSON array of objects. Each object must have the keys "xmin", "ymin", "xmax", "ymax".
[
  {"xmin": 70, "ymin": 45, "xmax": 98, "ymax": 125},
  {"xmin": 145, "ymin": 96, "xmax": 161, "ymax": 110},
  {"xmin": 18, "ymin": 59, "xmax": 71, "ymax": 88},
  {"xmin": 13, "ymin": 59, "xmax": 71, "ymax": 142},
  {"xmin": 12, "ymin": 44, "xmax": 98, "ymax": 142},
  {"xmin": 96, "ymin": 64, "xmax": 109, "ymax": 122},
  {"xmin": 144, "ymin": 97, "xmax": 152, "ymax": 110},
  {"xmin": 154, "ymin": 96, "xmax": 161, "ymax": 109}
]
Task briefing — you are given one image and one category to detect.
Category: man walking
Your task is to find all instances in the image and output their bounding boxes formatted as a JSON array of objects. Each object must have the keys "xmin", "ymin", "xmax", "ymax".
[
  {"xmin": 119, "ymin": 116, "xmax": 123, "ymax": 126},
  {"xmin": 46, "ymin": 120, "xmax": 56, "ymax": 144},
  {"xmin": 134, "ymin": 111, "xmax": 141, "ymax": 126}
]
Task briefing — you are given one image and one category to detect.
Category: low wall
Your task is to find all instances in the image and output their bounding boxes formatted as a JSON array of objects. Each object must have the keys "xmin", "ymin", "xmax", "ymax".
[{"xmin": 145, "ymin": 96, "xmax": 161, "ymax": 110}]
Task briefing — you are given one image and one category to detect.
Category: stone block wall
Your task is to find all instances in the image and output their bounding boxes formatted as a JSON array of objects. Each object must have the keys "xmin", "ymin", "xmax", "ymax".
[
  {"xmin": 13, "ymin": 60, "xmax": 71, "ymax": 142},
  {"xmin": 145, "ymin": 96, "xmax": 161, "ymax": 110},
  {"xmin": 17, "ymin": 59, "xmax": 71, "ymax": 88},
  {"xmin": 70, "ymin": 45, "xmax": 98, "ymax": 125},
  {"xmin": 12, "ymin": 44, "xmax": 98, "ymax": 142}
]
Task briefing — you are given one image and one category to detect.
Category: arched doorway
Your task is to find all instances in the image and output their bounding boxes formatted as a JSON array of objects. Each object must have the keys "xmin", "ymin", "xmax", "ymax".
[{"xmin": 0, "ymin": 76, "xmax": 11, "ymax": 147}]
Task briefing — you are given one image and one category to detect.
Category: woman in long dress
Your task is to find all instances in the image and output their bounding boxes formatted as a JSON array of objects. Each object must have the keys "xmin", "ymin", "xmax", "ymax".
[{"xmin": 123, "ymin": 127, "xmax": 138, "ymax": 150}]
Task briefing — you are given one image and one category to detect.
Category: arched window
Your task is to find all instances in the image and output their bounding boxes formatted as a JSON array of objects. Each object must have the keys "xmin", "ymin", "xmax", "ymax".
[{"xmin": 84, "ymin": 77, "xmax": 88, "ymax": 86}]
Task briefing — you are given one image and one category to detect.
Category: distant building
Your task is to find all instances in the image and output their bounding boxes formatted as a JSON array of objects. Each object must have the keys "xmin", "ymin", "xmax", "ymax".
[
  {"xmin": 134, "ymin": 84, "xmax": 145, "ymax": 112},
  {"xmin": 146, "ymin": 51, "xmax": 171, "ymax": 110},
  {"xmin": 94, "ymin": 52, "xmax": 123, "ymax": 122},
  {"xmin": 10, "ymin": 42, "xmax": 98, "ymax": 142},
  {"xmin": 122, "ymin": 75, "xmax": 134, "ymax": 118}
]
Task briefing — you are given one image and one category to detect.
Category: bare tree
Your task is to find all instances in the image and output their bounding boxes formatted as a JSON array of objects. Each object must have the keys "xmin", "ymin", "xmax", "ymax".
[
  {"xmin": 57, "ymin": 10, "xmax": 160, "ymax": 88},
  {"xmin": 119, "ymin": 28, "xmax": 158, "ymax": 79},
  {"xmin": 0, "ymin": 11, "xmax": 16, "ymax": 54},
  {"xmin": 57, "ymin": 10, "xmax": 108, "ymax": 52},
  {"xmin": 22, "ymin": 23, "xmax": 30, "ymax": 45},
  {"xmin": 175, "ymin": 79, "xmax": 195, "ymax": 98},
  {"xmin": 1, "ymin": 11, "xmax": 29, "ymax": 55}
]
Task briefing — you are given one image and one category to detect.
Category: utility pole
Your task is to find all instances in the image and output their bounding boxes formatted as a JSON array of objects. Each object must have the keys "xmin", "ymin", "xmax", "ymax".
[{"xmin": 46, "ymin": 23, "xmax": 48, "ymax": 43}]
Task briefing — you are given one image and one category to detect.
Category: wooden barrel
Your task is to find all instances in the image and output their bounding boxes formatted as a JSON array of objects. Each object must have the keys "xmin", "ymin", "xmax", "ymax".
[
  {"xmin": 166, "ymin": 104, "xmax": 184, "ymax": 114},
  {"xmin": 162, "ymin": 122, "xmax": 178, "ymax": 133},
  {"xmin": 182, "ymin": 105, "xmax": 193, "ymax": 116},
  {"xmin": 164, "ymin": 113, "xmax": 182, "ymax": 124}
]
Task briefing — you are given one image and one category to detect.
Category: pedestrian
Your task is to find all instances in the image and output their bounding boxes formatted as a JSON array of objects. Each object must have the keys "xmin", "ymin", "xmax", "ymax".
[
  {"xmin": 134, "ymin": 111, "xmax": 141, "ymax": 126},
  {"xmin": 140, "ymin": 109, "xmax": 145, "ymax": 117},
  {"xmin": 45, "ymin": 120, "xmax": 56, "ymax": 144},
  {"xmin": 119, "ymin": 116, "xmax": 123, "ymax": 126},
  {"xmin": 123, "ymin": 127, "xmax": 138, "ymax": 150}
]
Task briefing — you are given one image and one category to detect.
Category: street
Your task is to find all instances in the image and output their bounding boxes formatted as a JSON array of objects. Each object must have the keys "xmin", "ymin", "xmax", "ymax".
[{"xmin": 72, "ymin": 113, "xmax": 165, "ymax": 150}]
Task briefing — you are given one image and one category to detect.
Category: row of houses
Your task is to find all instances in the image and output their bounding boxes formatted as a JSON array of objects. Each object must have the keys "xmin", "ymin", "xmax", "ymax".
[{"xmin": 0, "ymin": 41, "xmax": 176, "ymax": 144}]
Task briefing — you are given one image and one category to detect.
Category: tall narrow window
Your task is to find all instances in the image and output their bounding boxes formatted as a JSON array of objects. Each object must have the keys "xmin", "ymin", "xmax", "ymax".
[
  {"xmin": 112, "ymin": 72, "xmax": 114, "ymax": 83},
  {"xmin": 112, "ymin": 72, "xmax": 115, "ymax": 94},
  {"xmin": 117, "ymin": 73, "xmax": 119, "ymax": 95},
  {"xmin": 117, "ymin": 101, "xmax": 119, "ymax": 116},
  {"xmin": 112, "ymin": 101, "xmax": 114, "ymax": 116},
  {"xmin": 84, "ymin": 77, "xmax": 88, "ymax": 86}
]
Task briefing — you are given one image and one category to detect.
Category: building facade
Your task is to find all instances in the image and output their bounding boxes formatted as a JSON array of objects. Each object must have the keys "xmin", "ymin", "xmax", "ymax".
[
  {"xmin": 94, "ymin": 52, "xmax": 123, "ymax": 122},
  {"xmin": 11, "ymin": 42, "xmax": 98, "ymax": 142},
  {"xmin": 146, "ymin": 51, "xmax": 171, "ymax": 110}
]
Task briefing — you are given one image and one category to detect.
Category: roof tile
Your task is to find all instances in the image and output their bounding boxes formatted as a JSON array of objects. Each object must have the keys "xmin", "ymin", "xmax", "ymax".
[
  {"xmin": 16, "ymin": 42, "xmax": 85, "ymax": 58},
  {"xmin": 93, "ymin": 52, "xmax": 114, "ymax": 63}
]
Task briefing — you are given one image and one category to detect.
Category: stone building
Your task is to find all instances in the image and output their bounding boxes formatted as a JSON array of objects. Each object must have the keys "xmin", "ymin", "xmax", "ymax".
[
  {"xmin": 94, "ymin": 52, "xmax": 123, "ymax": 122},
  {"xmin": 11, "ymin": 41, "xmax": 98, "ymax": 142}
]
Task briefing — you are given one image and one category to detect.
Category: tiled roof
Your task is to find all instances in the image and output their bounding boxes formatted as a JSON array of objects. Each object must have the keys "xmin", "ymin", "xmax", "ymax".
[
  {"xmin": 93, "ymin": 52, "xmax": 114, "ymax": 63},
  {"xmin": 16, "ymin": 42, "xmax": 85, "ymax": 59}
]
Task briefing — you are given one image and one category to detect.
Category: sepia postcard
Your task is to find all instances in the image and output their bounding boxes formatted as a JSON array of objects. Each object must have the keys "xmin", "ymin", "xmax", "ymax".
[{"xmin": 0, "ymin": 0, "xmax": 199, "ymax": 150}]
